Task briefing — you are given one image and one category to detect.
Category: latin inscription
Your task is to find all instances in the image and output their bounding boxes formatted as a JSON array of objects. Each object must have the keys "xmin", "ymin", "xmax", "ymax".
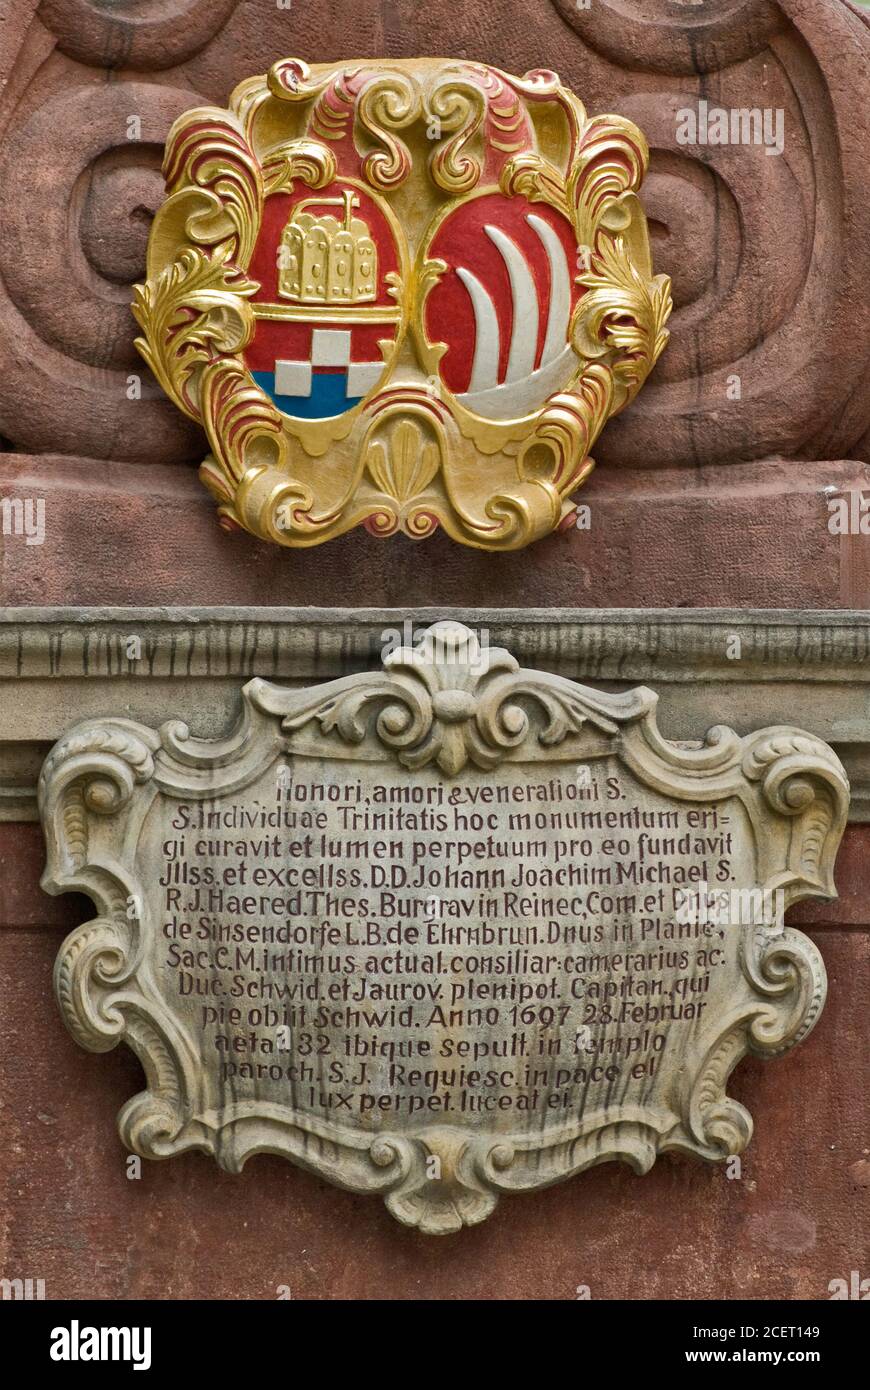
[
  {"xmin": 146, "ymin": 760, "xmax": 744, "ymax": 1126},
  {"xmin": 43, "ymin": 622, "xmax": 844, "ymax": 1230}
]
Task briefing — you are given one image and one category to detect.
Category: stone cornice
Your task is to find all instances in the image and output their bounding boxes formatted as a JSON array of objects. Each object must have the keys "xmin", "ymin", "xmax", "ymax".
[{"xmin": 1, "ymin": 607, "xmax": 868, "ymax": 820}]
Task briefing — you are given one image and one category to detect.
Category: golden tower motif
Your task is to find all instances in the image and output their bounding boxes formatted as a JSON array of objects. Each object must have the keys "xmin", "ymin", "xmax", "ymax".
[{"xmin": 278, "ymin": 189, "xmax": 377, "ymax": 304}]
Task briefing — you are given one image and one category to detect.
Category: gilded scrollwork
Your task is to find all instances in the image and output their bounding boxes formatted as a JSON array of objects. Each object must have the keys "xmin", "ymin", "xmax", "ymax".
[
  {"xmin": 423, "ymin": 76, "xmax": 487, "ymax": 194},
  {"xmin": 133, "ymin": 248, "xmax": 258, "ymax": 419},
  {"xmin": 133, "ymin": 57, "xmax": 670, "ymax": 550}
]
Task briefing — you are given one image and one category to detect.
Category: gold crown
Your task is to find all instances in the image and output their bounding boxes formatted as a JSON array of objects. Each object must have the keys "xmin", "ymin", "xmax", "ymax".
[{"xmin": 278, "ymin": 189, "xmax": 377, "ymax": 304}]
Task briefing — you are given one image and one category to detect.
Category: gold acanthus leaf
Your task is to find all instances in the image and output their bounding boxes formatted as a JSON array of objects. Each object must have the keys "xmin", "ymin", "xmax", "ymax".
[{"xmin": 132, "ymin": 246, "xmax": 258, "ymax": 418}]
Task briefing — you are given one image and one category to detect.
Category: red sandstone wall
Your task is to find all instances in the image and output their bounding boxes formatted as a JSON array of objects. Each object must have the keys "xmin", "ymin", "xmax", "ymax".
[
  {"xmin": 0, "ymin": 0, "xmax": 868, "ymax": 608},
  {"xmin": 1, "ymin": 822, "xmax": 867, "ymax": 1300}
]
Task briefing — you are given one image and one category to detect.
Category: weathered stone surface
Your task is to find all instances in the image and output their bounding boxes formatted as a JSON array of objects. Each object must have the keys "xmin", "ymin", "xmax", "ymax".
[
  {"xmin": 3, "ymin": 605, "xmax": 870, "ymax": 820},
  {"xmin": 3, "ymin": 455, "xmax": 870, "ymax": 608},
  {"xmin": 2, "ymin": 917, "xmax": 865, "ymax": 1297},
  {"xmin": 38, "ymin": 622, "xmax": 848, "ymax": 1232}
]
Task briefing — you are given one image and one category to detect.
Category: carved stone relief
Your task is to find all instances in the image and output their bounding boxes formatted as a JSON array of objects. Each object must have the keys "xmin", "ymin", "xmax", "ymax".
[{"xmin": 39, "ymin": 622, "xmax": 849, "ymax": 1232}]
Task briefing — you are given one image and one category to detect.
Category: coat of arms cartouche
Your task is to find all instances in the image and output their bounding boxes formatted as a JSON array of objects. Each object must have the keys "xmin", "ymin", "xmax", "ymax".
[{"xmin": 134, "ymin": 58, "xmax": 671, "ymax": 550}]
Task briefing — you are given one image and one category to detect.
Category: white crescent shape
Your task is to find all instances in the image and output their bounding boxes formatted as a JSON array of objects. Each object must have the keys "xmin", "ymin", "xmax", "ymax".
[
  {"xmin": 526, "ymin": 213, "xmax": 571, "ymax": 366},
  {"xmin": 456, "ymin": 267, "xmax": 500, "ymax": 392},
  {"xmin": 484, "ymin": 224, "xmax": 538, "ymax": 383}
]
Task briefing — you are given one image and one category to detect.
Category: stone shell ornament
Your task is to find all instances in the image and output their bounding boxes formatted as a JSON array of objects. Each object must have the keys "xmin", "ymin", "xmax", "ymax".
[{"xmin": 133, "ymin": 57, "xmax": 672, "ymax": 550}]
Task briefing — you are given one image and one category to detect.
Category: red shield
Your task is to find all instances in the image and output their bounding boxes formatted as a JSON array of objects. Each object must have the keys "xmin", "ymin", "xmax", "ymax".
[
  {"xmin": 425, "ymin": 193, "xmax": 581, "ymax": 419},
  {"xmin": 244, "ymin": 182, "xmax": 402, "ymax": 419}
]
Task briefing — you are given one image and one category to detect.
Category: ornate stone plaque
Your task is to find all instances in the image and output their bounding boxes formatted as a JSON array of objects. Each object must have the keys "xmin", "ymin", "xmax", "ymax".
[
  {"xmin": 133, "ymin": 57, "xmax": 670, "ymax": 550},
  {"xmin": 40, "ymin": 624, "xmax": 847, "ymax": 1233}
]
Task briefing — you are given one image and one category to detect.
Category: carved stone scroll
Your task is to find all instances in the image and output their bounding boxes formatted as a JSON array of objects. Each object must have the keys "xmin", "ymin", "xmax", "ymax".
[{"xmin": 39, "ymin": 623, "xmax": 848, "ymax": 1232}]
